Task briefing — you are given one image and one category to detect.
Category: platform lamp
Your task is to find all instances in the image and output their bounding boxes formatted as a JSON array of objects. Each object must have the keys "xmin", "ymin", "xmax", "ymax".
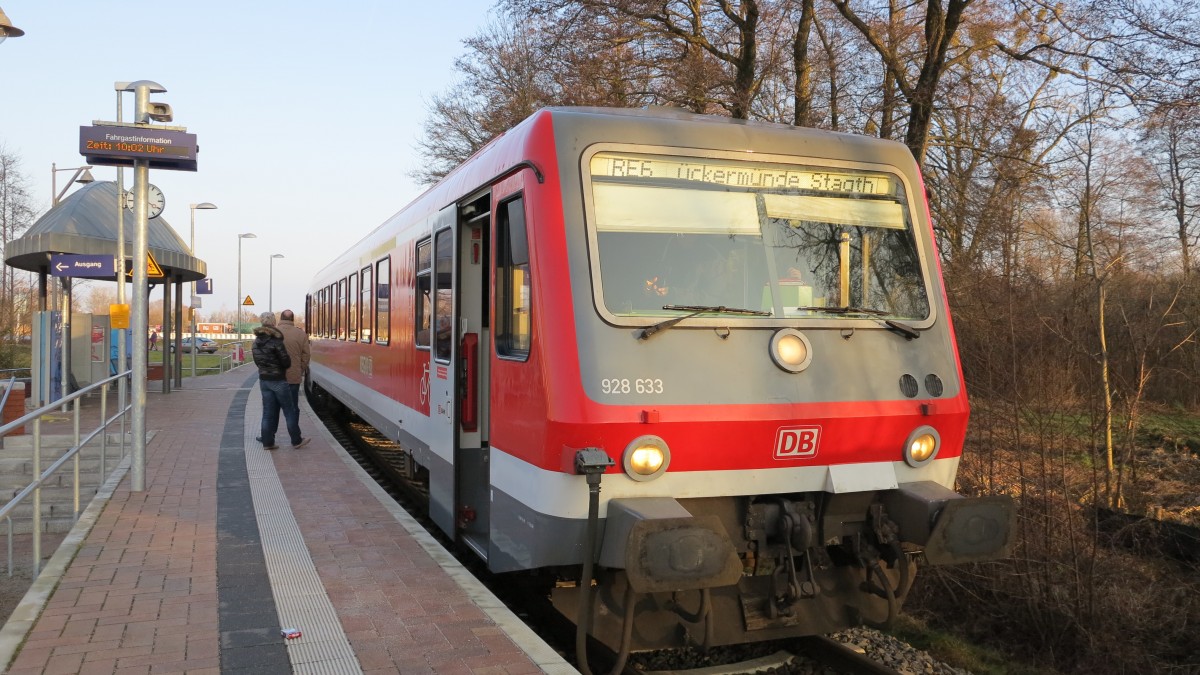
[
  {"xmin": 47, "ymin": 163, "xmax": 94, "ymax": 411},
  {"xmin": 51, "ymin": 163, "xmax": 95, "ymax": 206},
  {"xmin": 236, "ymin": 233, "xmax": 256, "ymax": 340},
  {"xmin": 0, "ymin": 6, "xmax": 24, "ymax": 44},
  {"xmin": 269, "ymin": 254, "xmax": 284, "ymax": 313},
  {"xmin": 189, "ymin": 202, "xmax": 217, "ymax": 379}
]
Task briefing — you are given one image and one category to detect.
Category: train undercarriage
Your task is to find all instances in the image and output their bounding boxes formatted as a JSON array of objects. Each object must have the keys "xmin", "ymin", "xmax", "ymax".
[{"xmin": 552, "ymin": 488, "xmax": 1013, "ymax": 653}]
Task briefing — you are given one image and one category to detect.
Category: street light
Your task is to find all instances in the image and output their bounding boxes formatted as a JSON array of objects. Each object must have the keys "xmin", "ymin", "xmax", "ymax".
[
  {"xmin": 269, "ymin": 254, "xmax": 284, "ymax": 313},
  {"xmin": 51, "ymin": 163, "xmax": 95, "ymax": 206},
  {"xmin": 0, "ymin": 6, "xmax": 24, "ymax": 44},
  {"xmin": 48, "ymin": 162, "xmax": 95, "ymax": 411},
  {"xmin": 189, "ymin": 203, "xmax": 217, "ymax": 379},
  {"xmin": 236, "ymin": 233, "xmax": 256, "ymax": 340}
]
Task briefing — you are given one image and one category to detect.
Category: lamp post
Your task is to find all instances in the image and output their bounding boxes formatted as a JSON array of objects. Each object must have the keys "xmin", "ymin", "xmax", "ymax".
[
  {"xmin": 236, "ymin": 233, "xmax": 256, "ymax": 340},
  {"xmin": 189, "ymin": 203, "xmax": 217, "ymax": 379},
  {"xmin": 48, "ymin": 163, "xmax": 95, "ymax": 411},
  {"xmin": 269, "ymin": 254, "xmax": 284, "ymax": 313},
  {"xmin": 51, "ymin": 163, "xmax": 95, "ymax": 206},
  {"xmin": 0, "ymin": 6, "xmax": 24, "ymax": 43}
]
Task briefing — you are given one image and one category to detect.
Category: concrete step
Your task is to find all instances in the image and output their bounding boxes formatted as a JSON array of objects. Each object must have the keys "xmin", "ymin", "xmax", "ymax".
[
  {"xmin": 0, "ymin": 455, "xmax": 119, "ymax": 477},
  {"xmin": 0, "ymin": 512, "xmax": 86, "ymax": 535},
  {"xmin": 0, "ymin": 433, "xmax": 135, "ymax": 453}
]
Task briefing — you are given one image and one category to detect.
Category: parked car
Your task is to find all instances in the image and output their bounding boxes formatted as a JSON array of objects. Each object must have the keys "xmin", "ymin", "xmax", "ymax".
[{"xmin": 170, "ymin": 337, "xmax": 219, "ymax": 354}]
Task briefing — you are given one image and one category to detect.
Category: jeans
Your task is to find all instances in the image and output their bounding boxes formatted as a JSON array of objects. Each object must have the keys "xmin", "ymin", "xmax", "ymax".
[{"xmin": 260, "ymin": 378, "xmax": 301, "ymax": 446}]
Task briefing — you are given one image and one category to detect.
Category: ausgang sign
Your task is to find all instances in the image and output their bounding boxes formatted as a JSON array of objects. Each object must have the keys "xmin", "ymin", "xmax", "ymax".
[{"xmin": 79, "ymin": 123, "xmax": 198, "ymax": 171}]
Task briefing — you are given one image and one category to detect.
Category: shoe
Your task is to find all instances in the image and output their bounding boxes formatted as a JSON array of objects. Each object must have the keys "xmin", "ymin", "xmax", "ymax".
[
  {"xmin": 264, "ymin": 444, "xmax": 279, "ymax": 451},
  {"xmin": 256, "ymin": 436, "xmax": 263, "ymax": 442},
  {"xmin": 292, "ymin": 438, "xmax": 310, "ymax": 449}
]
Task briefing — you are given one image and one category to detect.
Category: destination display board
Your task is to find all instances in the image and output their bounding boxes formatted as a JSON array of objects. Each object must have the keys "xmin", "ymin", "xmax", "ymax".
[{"xmin": 79, "ymin": 124, "xmax": 198, "ymax": 171}]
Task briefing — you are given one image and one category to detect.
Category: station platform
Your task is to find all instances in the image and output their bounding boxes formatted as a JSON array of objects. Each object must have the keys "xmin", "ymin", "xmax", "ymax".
[{"xmin": 0, "ymin": 365, "xmax": 574, "ymax": 674}]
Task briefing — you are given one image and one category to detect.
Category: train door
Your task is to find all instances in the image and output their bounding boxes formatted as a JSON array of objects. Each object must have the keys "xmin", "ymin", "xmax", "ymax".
[
  {"xmin": 428, "ymin": 210, "xmax": 458, "ymax": 535},
  {"xmin": 427, "ymin": 197, "xmax": 492, "ymax": 554},
  {"xmin": 454, "ymin": 194, "xmax": 491, "ymax": 559}
]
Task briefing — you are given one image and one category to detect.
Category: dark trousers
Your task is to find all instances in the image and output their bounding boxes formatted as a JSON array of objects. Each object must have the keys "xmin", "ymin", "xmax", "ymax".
[{"xmin": 260, "ymin": 378, "xmax": 301, "ymax": 446}]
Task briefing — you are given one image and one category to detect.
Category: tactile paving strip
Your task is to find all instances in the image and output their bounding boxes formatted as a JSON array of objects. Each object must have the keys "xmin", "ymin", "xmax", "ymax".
[{"xmin": 244, "ymin": 394, "xmax": 363, "ymax": 674}]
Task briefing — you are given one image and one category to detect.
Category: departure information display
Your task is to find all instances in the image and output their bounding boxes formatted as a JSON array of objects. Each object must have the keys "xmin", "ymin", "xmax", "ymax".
[
  {"xmin": 80, "ymin": 125, "xmax": 198, "ymax": 171},
  {"xmin": 591, "ymin": 153, "xmax": 892, "ymax": 195}
]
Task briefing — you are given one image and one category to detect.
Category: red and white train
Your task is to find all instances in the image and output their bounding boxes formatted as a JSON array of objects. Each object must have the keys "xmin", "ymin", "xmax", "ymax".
[{"xmin": 306, "ymin": 107, "xmax": 1013, "ymax": 655}]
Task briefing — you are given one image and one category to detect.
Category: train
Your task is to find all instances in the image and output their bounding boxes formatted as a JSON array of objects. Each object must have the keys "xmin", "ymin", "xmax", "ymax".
[{"xmin": 305, "ymin": 106, "xmax": 1014, "ymax": 660}]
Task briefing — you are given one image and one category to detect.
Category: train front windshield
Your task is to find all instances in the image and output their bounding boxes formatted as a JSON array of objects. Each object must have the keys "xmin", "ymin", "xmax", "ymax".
[{"xmin": 588, "ymin": 151, "xmax": 930, "ymax": 321}]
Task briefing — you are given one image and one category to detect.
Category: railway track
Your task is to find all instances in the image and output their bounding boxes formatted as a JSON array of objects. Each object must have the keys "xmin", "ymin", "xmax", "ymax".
[{"xmin": 313, "ymin": 402, "xmax": 919, "ymax": 675}]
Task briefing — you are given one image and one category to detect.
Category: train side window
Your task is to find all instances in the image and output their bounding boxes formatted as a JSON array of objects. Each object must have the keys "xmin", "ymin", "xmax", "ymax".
[
  {"xmin": 318, "ymin": 287, "xmax": 327, "ymax": 337},
  {"xmin": 496, "ymin": 196, "xmax": 531, "ymax": 359},
  {"xmin": 375, "ymin": 257, "xmax": 391, "ymax": 345},
  {"xmin": 335, "ymin": 278, "xmax": 344, "ymax": 339},
  {"xmin": 360, "ymin": 266, "xmax": 372, "ymax": 342},
  {"xmin": 326, "ymin": 285, "xmax": 333, "ymax": 337},
  {"xmin": 415, "ymin": 239, "xmax": 432, "ymax": 349},
  {"xmin": 348, "ymin": 273, "xmax": 358, "ymax": 342},
  {"xmin": 434, "ymin": 229, "xmax": 453, "ymax": 362},
  {"xmin": 341, "ymin": 277, "xmax": 350, "ymax": 340}
]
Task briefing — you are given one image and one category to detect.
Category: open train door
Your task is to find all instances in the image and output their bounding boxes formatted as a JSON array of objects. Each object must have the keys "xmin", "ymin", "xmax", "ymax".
[
  {"xmin": 453, "ymin": 194, "xmax": 490, "ymax": 559},
  {"xmin": 427, "ymin": 209, "xmax": 459, "ymax": 536},
  {"xmin": 427, "ymin": 198, "xmax": 491, "ymax": 554}
]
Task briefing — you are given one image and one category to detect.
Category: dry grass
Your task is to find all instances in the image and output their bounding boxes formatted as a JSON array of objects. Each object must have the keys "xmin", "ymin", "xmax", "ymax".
[{"xmin": 902, "ymin": 407, "xmax": 1200, "ymax": 675}]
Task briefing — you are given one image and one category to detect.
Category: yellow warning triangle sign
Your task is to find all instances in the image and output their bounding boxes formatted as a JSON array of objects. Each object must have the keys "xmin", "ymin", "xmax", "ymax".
[
  {"xmin": 124, "ymin": 251, "xmax": 165, "ymax": 278},
  {"xmin": 242, "ymin": 295, "xmax": 255, "ymax": 306},
  {"xmin": 147, "ymin": 251, "xmax": 164, "ymax": 278}
]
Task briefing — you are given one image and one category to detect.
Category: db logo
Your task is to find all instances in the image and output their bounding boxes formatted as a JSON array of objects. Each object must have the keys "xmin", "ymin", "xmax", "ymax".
[{"xmin": 774, "ymin": 426, "xmax": 821, "ymax": 459}]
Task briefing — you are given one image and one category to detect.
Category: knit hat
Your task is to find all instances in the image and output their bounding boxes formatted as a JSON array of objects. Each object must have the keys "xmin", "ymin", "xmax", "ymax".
[{"xmin": 260, "ymin": 311, "xmax": 277, "ymax": 327}]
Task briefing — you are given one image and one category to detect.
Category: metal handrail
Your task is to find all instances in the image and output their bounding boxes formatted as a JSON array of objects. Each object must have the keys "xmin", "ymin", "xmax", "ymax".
[
  {"xmin": 0, "ymin": 375, "xmax": 15, "ymax": 416},
  {"xmin": 0, "ymin": 370, "xmax": 132, "ymax": 576}
]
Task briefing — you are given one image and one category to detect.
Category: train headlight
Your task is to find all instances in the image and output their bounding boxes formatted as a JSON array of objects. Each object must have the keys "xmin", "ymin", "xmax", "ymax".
[
  {"xmin": 770, "ymin": 329, "xmax": 813, "ymax": 373},
  {"xmin": 623, "ymin": 435, "xmax": 670, "ymax": 481},
  {"xmin": 904, "ymin": 426, "xmax": 941, "ymax": 467}
]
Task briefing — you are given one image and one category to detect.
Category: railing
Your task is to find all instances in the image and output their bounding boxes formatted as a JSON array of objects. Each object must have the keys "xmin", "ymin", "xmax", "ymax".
[
  {"xmin": 0, "ymin": 375, "xmax": 17, "ymax": 419},
  {"xmin": 0, "ymin": 371, "xmax": 132, "ymax": 576}
]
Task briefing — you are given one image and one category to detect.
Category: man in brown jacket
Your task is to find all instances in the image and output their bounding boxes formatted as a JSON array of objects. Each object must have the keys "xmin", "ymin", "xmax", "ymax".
[{"xmin": 278, "ymin": 309, "xmax": 311, "ymax": 412}]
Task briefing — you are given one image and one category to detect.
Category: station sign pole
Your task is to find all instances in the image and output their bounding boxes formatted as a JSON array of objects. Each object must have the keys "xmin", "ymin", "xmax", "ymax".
[
  {"xmin": 81, "ymin": 79, "xmax": 195, "ymax": 492},
  {"xmin": 130, "ymin": 83, "xmax": 152, "ymax": 492}
]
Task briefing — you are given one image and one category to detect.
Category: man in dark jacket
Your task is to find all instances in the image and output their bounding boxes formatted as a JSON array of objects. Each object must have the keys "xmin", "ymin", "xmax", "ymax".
[{"xmin": 252, "ymin": 312, "xmax": 309, "ymax": 450}]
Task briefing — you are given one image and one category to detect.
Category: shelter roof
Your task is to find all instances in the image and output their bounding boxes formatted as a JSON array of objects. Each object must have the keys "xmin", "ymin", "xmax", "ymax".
[{"xmin": 4, "ymin": 181, "xmax": 205, "ymax": 283}]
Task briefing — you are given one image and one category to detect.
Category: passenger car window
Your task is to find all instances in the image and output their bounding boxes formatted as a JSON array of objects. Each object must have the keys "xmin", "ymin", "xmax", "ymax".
[
  {"xmin": 434, "ymin": 230, "xmax": 454, "ymax": 362},
  {"xmin": 359, "ymin": 266, "xmax": 372, "ymax": 342},
  {"xmin": 375, "ymin": 257, "xmax": 390, "ymax": 345},
  {"xmin": 496, "ymin": 196, "xmax": 531, "ymax": 359},
  {"xmin": 416, "ymin": 240, "xmax": 432, "ymax": 349}
]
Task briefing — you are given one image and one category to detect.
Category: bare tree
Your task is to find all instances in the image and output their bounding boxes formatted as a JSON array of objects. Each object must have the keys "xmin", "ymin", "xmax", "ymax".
[
  {"xmin": 1142, "ymin": 102, "xmax": 1200, "ymax": 277},
  {"xmin": 507, "ymin": 0, "xmax": 765, "ymax": 118},
  {"xmin": 0, "ymin": 146, "xmax": 35, "ymax": 367},
  {"xmin": 829, "ymin": 0, "xmax": 979, "ymax": 164}
]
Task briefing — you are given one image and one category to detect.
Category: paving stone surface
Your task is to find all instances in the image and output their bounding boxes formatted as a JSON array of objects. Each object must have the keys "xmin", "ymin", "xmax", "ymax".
[{"xmin": 0, "ymin": 367, "xmax": 560, "ymax": 674}]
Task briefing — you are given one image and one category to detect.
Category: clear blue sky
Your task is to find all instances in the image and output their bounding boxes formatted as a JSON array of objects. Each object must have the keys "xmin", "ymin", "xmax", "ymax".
[{"xmin": 0, "ymin": 1, "xmax": 498, "ymax": 323}]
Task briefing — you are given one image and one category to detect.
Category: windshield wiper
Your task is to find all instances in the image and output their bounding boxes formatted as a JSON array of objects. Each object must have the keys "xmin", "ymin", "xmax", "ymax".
[
  {"xmin": 794, "ymin": 305, "xmax": 890, "ymax": 316},
  {"xmin": 637, "ymin": 305, "xmax": 771, "ymax": 340},
  {"xmin": 793, "ymin": 305, "xmax": 921, "ymax": 340}
]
